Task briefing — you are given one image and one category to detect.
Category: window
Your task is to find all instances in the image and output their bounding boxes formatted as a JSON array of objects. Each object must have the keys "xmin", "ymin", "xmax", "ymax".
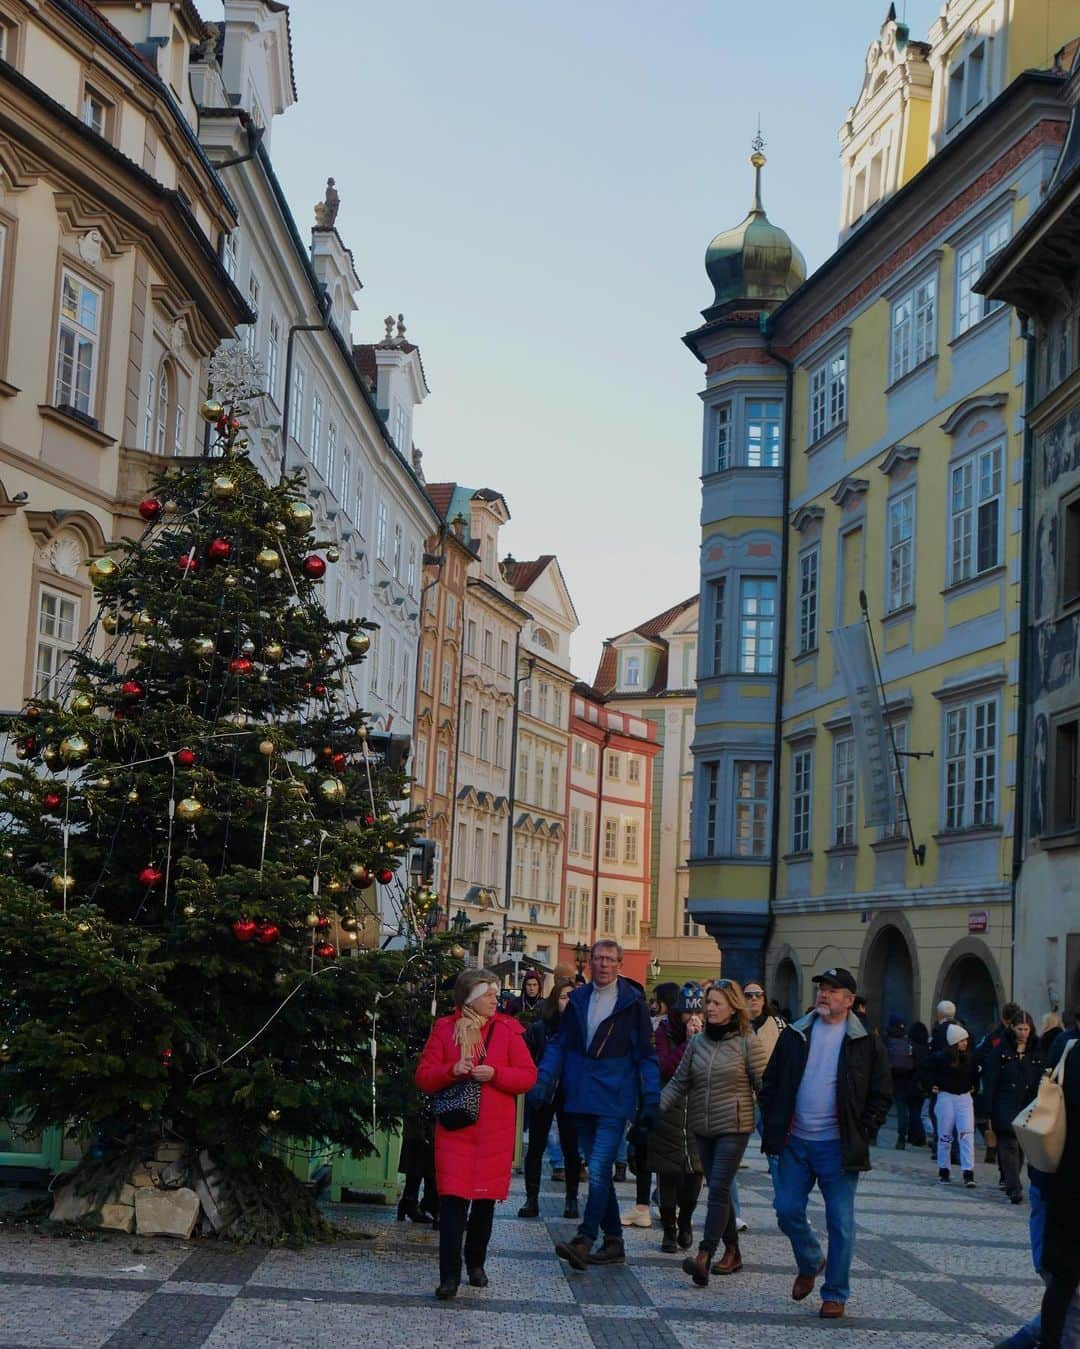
[
  {"xmin": 491, "ymin": 833, "xmax": 500, "ymax": 887},
  {"xmin": 798, "ymin": 549, "xmax": 819, "ymax": 654},
  {"xmin": 461, "ymin": 701, "xmax": 474, "ymax": 754},
  {"xmin": 606, "ymin": 752, "xmax": 621, "ymax": 781},
  {"xmin": 582, "ymin": 811, "xmax": 594, "ymax": 853},
  {"xmin": 1052, "ymin": 716, "xmax": 1080, "ymax": 833},
  {"xmin": 340, "ymin": 446, "xmax": 350, "ymax": 514},
  {"xmin": 567, "ymin": 888, "xmax": 577, "ymax": 932},
  {"xmin": 623, "ymin": 821, "xmax": 639, "ymax": 864},
  {"xmin": 478, "ymin": 709, "xmax": 490, "ymax": 761},
  {"xmin": 35, "ymin": 587, "xmax": 79, "ymax": 698},
  {"xmin": 289, "ymin": 365, "xmax": 305, "ymax": 445},
  {"xmin": 950, "ymin": 444, "xmax": 1002, "ymax": 583},
  {"xmin": 392, "ymin": 524, "xmax": 403, "ymax": 579},
  {"xmin": 386, "ymin": 636, "xmax": 398, "ymax": 708},
  {"xmin": 267, "ymin": 316, "xmax": 280, "ymax": 399},
  {"xmin": 420, "ymin": 648, "xmax": 433, "ymax": 694},
  {"xmin": 466, "ymin": 620, "xmax": 477, "ymax": 656},
  {"xmin": 887, "ymin": 491, "xmax": 915, "ymax": 611},
  {"xmin": 624, "ymin": 896, "xmax": 639, "ymax": 938},
  {"xmin": 436, "ymin": 746, "xmax": 449, "ymax": 795},
  {"xmin": 833, "ymin": 736, "xmax": 857, "ymax": 845},
  {"xmin": 628, "ymin": 757, "xmax": 641, "ymax": 785},
  {"xmin": 956, "ymin": 213, "xmax": 1009, "ymax": 334},
  {"xmin": 514, "ymin": 848, "xmax": 525, "ymax": 895},
  {"xmin": 244, "ymin": 274, "xmax": 259, "ymax": 355},
  {"xmin": 534, "ymin": 756, "xmax": 545, "ymax": 802},
  {"xmin": 682, "ymin": 897, "xmax": 701, "ymax": 938},
  {"xmin": 474, "ymin": 829, "xmax": 485, "ymax": 884},
  {"xmin": 709, "ymin": 578, "xmax": 725, "ymax": 673},
  {"xmin": 623, "ymin": 653, "xmax": 642, "ymax": 687},
  {"xmin": 703, "ymin": 762, "xmax": 720, "ymax": 857},
  {"xmin": 521, "ymin": 681, "xmax": 532, "ymax": 715},
  {"xmin": 573, "ymin": 741, "xmax": 584, "ymax": 771},
  {"xmin": 368, "ymin": 628, "xmax": 380, "ymax": 695},
  {"xmin": 944, "ymin": 698, "xmax": 998, "ymax": 829},
  {"xmin": 440, "ymin": 659, "xmax": 451, "ymax": 705},
  {"xmin": 745, "ymin": 400, "xmax": 782, "ymax": 467},
  {"xmin": 393, "ymin": 402, "xmax": 408, "ymax": 450},
  {"xmin": 890, "ymin": 274, "xmax": 936, "ymax": 382},
  {"xmin": 733, "ymin": 762, "xmax": 770, "ymax": 857},
  {"xmin": 446, "ymin": 594, "xmax": 457, "ymax": 630},
  {"xmin": 550, "ymin": 762, "xmax": 560, "ymax": 811},
  {"xmin": 407, "ymin": 544, "xmax": 417, "ymax": 596},
  {"xmin": 1063, "ymin": 494, "xmax": 1080, "ymax": 607},
  {"xmin": 221, "ymin": 229, "xmax": 238, "ymax": 281},
  {"xmin": 553, "ymin": 689, "xmax": 564, "ymax": 725},
  {"xmin": 455, "ymin": 822, "xmax": 467, "ymax": 878},
  {"xmin": 325, "ymin": 418, "xmax": 337, "ymax": 488},
  {"xmin": 544, "ymin": 850, "xmax": 556, "ymax": 901},
  {"xmin": 530, "ymin": 847, "xmax": 541, "ymax": 898},
  {"xmin": 55, "ymin": 269, "xmax": 102, "ymax": 416},
  {"xmin": 809, "ymin": 349, "xmax": 847, "ymax": 442},
  {"xmin": 354, "ymin": 464, "xmax": 365, "ymax": 529},
  {"xmin": 414, "ymin": 736, "xmax": 428, "ymax": 785},
  {"xmin": 948, "ymin": 41, "xmax": 987, "ymax": 129},
  {"xmin": 483, "ymin": 628, "xmax": 493, "ymax": 666},
  {"xmin": 143, "ymin": 368, "xmax": 157, "ymax": 452},
  {"xmin": 713, "ymin": 402, "xmax": 731, "ymax": 472},
  {"xmin": 738, "ymin": 577, "xmax": 777, "ymax": 674},
  {"xmin": 519, "ymin": 752, "xmax": 529, "ymax": 801},
  {"xmin": 570, "ymin": 808, "xmax": 581, "ymax": 853},
  {"xmin": 603, "ymin": 819, "xmax": 618, "ymax": 862},
  {"xmin": 499, "ymin": 639, "xmax": 509, "ymax": 675},
  {"xmin": 376, "ymin": 500, "xmax": 388, "ymax": 563},
  {"xmin": 792, "ymin": 747, "xmax": 813, "ymax": 853},
  {"xmin": 886, "ymin": 720, "xmax": 908, "ymax": 834},
  {"xmin": 601, "ymin": 894, "xmax": 617, "ymax": 935},
  {"xmin": 495, "ymin": 716, "xmax": 506, "ymax": 767},
  {"xmin": 538, "ymin": 682, "xmax": 549, "ymax": 721}
]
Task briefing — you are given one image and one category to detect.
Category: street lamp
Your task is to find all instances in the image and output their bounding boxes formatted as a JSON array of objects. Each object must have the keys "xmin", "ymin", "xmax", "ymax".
[
  {"xmin": 508, "ymin": 925, "xmax": 526, "ymax": 991},
  {"xmin": 574, "ymin": 941, "xmax": 589, "ymax": 976},
  {"xmin": 649, "ymin": 955, "xmax": 662, "ymax": 983},
  {"xmin": 452, "ymin": 908, "xmax": 470, "ymax": 936},
  {"xmin": 424, "ymin": 901, "xmax": 442, "ymax": 936}
]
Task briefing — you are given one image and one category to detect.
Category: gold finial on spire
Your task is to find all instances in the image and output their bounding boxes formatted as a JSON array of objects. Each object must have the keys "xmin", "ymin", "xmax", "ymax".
[{"xmin": 750, "ymin": 121, "xmax": 766, "ymax": 211}]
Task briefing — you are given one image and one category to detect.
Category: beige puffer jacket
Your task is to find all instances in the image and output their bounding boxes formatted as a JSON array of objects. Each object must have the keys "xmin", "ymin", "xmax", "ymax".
[{"xmin": 660, "ymin": 1028, "xmax": 768, "ymax": 1138}]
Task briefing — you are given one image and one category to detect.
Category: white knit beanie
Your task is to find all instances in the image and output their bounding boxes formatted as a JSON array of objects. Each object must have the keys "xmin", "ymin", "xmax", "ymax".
[{"xmin": 946, "ymin": 1023, "xmax": 969, "ymax": 1047}]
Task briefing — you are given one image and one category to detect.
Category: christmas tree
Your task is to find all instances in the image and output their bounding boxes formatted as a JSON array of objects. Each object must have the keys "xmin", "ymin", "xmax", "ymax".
[{"xmin": 0, "ymin": 349, "xmax": 463, "ymax": 1243}]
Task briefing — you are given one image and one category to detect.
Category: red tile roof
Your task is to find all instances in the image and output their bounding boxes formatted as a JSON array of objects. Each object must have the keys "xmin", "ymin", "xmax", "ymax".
[
  {"xmin": 592, "ymin": 595, "xmax": 698, "ymax": 695},
  {"xmin": 504, "ymin": 555, "xmax": 553, "ymax": 592},
  {"xmin": 424, "ymin": 482, "xmax": 457, "ymax": 518}
]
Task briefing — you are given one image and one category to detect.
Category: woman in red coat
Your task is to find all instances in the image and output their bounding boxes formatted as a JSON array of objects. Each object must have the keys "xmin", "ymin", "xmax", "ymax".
[{"xmin": 415, "ymin": 968, "xmax": 537, "ymax": 1299}]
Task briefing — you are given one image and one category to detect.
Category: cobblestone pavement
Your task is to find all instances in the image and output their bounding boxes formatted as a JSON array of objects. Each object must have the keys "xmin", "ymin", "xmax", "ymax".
[{"xmin": 0, "ymin": 1130, "xmax": 1044, "ymax": 1347}]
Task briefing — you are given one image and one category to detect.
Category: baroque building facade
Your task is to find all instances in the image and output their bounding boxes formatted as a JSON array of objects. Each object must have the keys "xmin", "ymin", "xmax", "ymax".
[{"xmin": 685, "ymin": 0, "xmax": 1080, "ymax": 1034}]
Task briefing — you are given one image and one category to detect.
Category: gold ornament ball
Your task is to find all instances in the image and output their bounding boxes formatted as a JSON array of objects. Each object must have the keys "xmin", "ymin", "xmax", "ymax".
[
  {"xmin": 190, "ymin": 635, "xmax": 216, "ymax": 659},
  {"xmin": 199, "ymin": 399, "xmax": 224, "ymax": 423},
  {"xmin": 285, "ymin": 779, "xmax": 307, "ymax": 797},
  {"xmin": 272, "ymin": 521, "xmax": 287, "ymax": 535},
  {"xmin": 42, "ymin": 743, "xmax": 61, "ymax": 769},
  {"xmin": 285, "ymin": 502, "xmax": 314, "ymax": 535},
  {"xmin": 101, "ymin": 613, "xmax": 119, "ymax": 635},
  {"xmin": 2, "ymin": 848, "xmax": 13, "ymax": 861},
  {"xmin": 14, "ymin": 742, "xmax": 31, "ymax": 761},
  {"xmin": 325, "ymin": 877, "xmax": 344, "ymax": 894},
  {"xmin": 317, "ymin": 777, "xmax": 346, "ymax": 805},
  {"xmin": 223, "ymin": 573, "xmax": 239, "ymax": 589},
  {"xmin": 258, "ymin": 739, "xmax": 275, "ymax": 757},
  {"xmin": 50, "ymin": 873, "xmax": 75, "ymax": 897},
  {"xmin": 59, "ymin": 734, "xmax": 90, "ymax": 765},
  {"xmin": 96, "ymin": 775, "xmax": 112, "ymax": 790},
  {"xmin": 182, "ymin": 903, "xmax": 196, "ymax": 917},
  {"xmin": 262, "ymin": 641, "xmax": 285, "ymax": 664},
  {"xmin": 134, "ymin": 639, "xmax": 153, "ymax": 656},
  {"xmin": 211, "ymin": 474, "xmax": 237, "ymax": 501},
  {"xmin": 255, "ymin": 548, "xmax": 280, "ymax": 573},
  {"xmin": 127, "ymin": 789, "xmax": 139, "ymax": 804},
  {"xmin": 87, "ymin": 557, "xmax": 118, "ymax": 586},
  {"xmin": 267, "ymin": 1108, "xmax": 282, "ymax": 1123},
  {"xmin": 346, "ymin": 632, "xmax": 370, "ymax": 658},
  {"xmin": 306, "ymin": 912, "xmax": 320, "ymax": 928},
  {"xmin": 451, "ymin": 943, "xmax": 465, "ymax": 960},
  {"xmin": 132, "ymin": 610, "xmax": 155, "ymax": 633},
  {"xmin": 0, "ymin": 1043, "xmax": 11, "ymax": 1064},
  {"xmin": 340, "ymin": 915, "xmax": 359, "ymax": 932},
  {"xmin": 70, "ymin": 693, "xmax": 94, "ymax": 715},
  {"xmin": 386, "ymin": 840, "xmax": 403, "ymax": 853},
  {"xmin": 223, "ymin": 711, "xmax": 248, "ymax": 728},
  {"xmin": 176, "ymin": 797, "xmax": 203, "ymax": 823},
  {"xmin": 326, "ymin": 545, "xmax": 340, "ymax": 564},
  {"xmin": 75, "ymin": 920, "xmax": 91, "ymax": 934}
]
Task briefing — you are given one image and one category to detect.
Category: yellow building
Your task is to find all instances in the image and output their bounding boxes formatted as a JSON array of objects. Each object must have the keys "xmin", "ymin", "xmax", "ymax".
[{"xmin": 685, "ymin": 0, "xmax": 1080, "ymax": 1034}]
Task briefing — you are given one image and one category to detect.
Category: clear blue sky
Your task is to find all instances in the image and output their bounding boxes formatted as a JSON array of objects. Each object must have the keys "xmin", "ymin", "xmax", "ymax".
[{"xmin": 207, "ymin": 0, "xmax": 944, "ymax": 678}]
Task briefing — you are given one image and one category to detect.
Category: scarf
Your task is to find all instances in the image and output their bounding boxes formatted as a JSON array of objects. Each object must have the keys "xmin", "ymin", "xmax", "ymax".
[
  {"xmin": 705, "ymin": 1020, "xmax": 739, "ymax": 1042},
  {"xmin": 453, "ymin": 1002, "xmax": 491, "ymax": 1060}
]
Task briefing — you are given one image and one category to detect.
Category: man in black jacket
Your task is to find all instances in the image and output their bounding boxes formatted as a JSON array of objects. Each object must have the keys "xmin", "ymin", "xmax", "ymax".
[{"xmin": 759, "ymin": 966, "xmax": 892, "ymax": 1321}]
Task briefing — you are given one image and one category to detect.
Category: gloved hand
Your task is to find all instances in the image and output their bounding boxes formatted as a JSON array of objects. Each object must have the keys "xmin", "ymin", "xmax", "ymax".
[
  {"xmin": 636, "ymin": 1104, "xmax": 658, "ymax": 1134},
  {"xmin": 526, "ymin": 1082, "xmax": 553, "ymax": 1111}
]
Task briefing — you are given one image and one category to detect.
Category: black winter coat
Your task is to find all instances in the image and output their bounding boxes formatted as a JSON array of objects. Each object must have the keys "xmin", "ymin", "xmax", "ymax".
[
  {"xmin": 918, "ymin": 1046, "xmax": 978, "ymax": 1097},
  {"xmin": 1042, "ymin": 1042, "xmax": 1080, "ymax": 1282},
  {"xmin": 758, "ymin": 1011, "xmax": 892, "ymax": 1172},
  {"xmin": 980, "ymin": 1044, "xmax": 1044, "ymax": 1137}
]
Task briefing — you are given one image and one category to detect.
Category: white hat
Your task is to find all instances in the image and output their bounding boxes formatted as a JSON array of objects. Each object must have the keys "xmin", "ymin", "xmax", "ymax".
[{"xmin": 946, "ymin": 1023, "xmax": 969, "ymax": 1047}]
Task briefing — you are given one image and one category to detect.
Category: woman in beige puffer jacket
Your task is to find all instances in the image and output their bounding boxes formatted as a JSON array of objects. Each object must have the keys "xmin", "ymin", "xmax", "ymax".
[{"xmin": 660, "ymin": 979, "xmax": 767, "ymax": 1286}]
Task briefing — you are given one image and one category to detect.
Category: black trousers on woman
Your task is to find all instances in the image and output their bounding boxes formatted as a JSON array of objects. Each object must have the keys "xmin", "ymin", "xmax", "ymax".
[
  {"xmin": 523, "ymin": 1101, "xmax": 581, "ymax": 1197},
  {"xmin": 438, "ymin": 1196, "xmax": 495, "ymax": 1283}
]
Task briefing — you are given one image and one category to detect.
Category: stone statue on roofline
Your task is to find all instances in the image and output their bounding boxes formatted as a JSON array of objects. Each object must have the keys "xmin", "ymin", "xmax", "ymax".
[{"xmin": 314, "ymin": 177, "xmax": 339, "ymax": 229}]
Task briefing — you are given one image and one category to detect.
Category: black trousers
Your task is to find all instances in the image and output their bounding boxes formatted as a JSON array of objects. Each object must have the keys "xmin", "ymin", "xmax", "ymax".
[
  {"xmin": 523, "ymin": 1101, "xmax": 580, "ymax": 1197},
  {"xmin": 1039, "ymin": 1272, "xmax": 1080, "ymax": 1347},
  {"xmin": 438, "ymin": 1196, "xmax": 495, "ymax": 1282},
  {"xmin": 657, "ymin": 1170, "xmax": 703, "ymax": 1223},
  {"xmin": 997, "ymin": 1134, "xmax": 1023, "ymax": 1197}
]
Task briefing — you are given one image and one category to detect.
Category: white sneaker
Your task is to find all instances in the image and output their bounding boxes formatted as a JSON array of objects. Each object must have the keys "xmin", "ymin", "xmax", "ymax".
[
  {"xmin": 620, "ymin": 1203, "xmax": 652, "ymax": 1228},
  {"xmin": 735, "ymin": 1217, "xmax": 748, "ymax": 1233}
]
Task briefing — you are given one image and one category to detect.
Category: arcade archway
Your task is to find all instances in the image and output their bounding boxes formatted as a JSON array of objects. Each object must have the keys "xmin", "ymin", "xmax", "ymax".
[
  {"xmin": 859, "ymin": 918, "xmax": 916, "ymax": 1031},
  {"xmin": 937, "ymin": 942, "xmax": 1003, "ymax": 1041}
]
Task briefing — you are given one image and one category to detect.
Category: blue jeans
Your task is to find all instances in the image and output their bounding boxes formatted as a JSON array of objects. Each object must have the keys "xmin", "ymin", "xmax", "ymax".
[
  {"xmin": 547, "ymin": 1121, "xmax": 564, "ymax": 1169},
  {"xmin": 772, "ymin": 1135, "xmax": 859, "ymax": 1305},
  {"xmin": 573, "ymin": 1114, "xmax": 626, "ymax": 1242}
]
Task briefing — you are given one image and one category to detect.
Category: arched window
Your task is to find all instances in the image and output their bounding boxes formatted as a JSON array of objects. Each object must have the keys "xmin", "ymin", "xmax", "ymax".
[
  {"xmin": 154, "ymin": 362, "xmax": 170, "ymax": 456},
  {"xmin": 144, "ymin": 359, "xmax": 187, "ymax": 456}
]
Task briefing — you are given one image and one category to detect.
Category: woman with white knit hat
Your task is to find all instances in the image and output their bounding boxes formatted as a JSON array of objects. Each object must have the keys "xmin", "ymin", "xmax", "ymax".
[{"xmin": 918, "ymin": 1022, "xmax": 979, "ymax": 1186}]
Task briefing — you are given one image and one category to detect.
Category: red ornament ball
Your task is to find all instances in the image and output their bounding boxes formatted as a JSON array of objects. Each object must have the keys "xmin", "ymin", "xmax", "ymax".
[
  {"xmin": 314, "ymin": 942, "xmax": 336, "ymax": 959},
  {"xmin": 42, "ymin": 792, "xmax": 62, "ymax": 811},
  {"xmin": 138, "ymin": 865, "xmax": 164, "ymax": 888},
  {"xmin": 231, "ymin": 917, "xmax": 257, "ymax": 943},
  {"xmin": 207, "ymin": 537, "xmax": 232, "ymax": 562},
  {"xmin": 313, "ymin": 914, "xmax": 330, "ymax": 931},
  {"xmin": 301, "ymin": 555, "xmax": 327, "ymax": 580},
  {"xmin": 24, "ymin": 706, "xmax": 42, "ymax": 722},
  {"xmin": 364, "ymin": 814, "xmax": 375, "ymax": 826},
  {"xmin": 377, "ymin": 868, "xmax": 394, "ymax": 885},
  {"xmin": 313, "ymin": 683, "xmax": 327, "ymax": 697},
  {"xmin": 177, "ymin": 550, "xmax": 199, "ymax": 573},
  {"xmin": 138, "ymin": 498, "xmax": 163, "ymax": 522},
  {"xmin": 229, "ymin": 657, "xmax": 253, "ymax": 676},
  {"xmin": 256, "ymin": 921, "xmax": 280, "ymax": 945},
  {"xmin": 121, "ymin": 680, "xmax": 145, "ymax": 699},
  {"xmin": 176, "ymin": 748, "xmax": 196, "ymax": 768},
  {"xmin": 330, "ymin": 752, "xmax": 347, "ymax": 774},
  {"xmin": 160, "ymin": 1047, "xmax": 173, "ymax": 1065}
]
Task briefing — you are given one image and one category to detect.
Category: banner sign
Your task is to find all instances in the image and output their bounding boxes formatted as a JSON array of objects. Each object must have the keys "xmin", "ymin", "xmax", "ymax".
[{"xmin": 829, "ymin": 622, "xmax": 896, "ymax": 830}]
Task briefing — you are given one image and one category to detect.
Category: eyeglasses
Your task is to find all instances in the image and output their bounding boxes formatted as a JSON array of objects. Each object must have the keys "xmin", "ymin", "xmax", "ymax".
[
  {"xmin": 591, "ymin": 955, "xmax": 620, "ymax": 964},
  {"xmin": 744, "ymin": 989, "xmax": 764, "ymax": 998}
]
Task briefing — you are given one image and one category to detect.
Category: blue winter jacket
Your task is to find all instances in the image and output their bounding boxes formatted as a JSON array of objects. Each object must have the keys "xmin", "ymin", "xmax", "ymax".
[{"xmin": 534, "ymin": 977, "xmax": 660, "ymax": 1121}]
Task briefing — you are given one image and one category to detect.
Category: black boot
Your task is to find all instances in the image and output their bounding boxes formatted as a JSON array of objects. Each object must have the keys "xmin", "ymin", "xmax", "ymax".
[
  {"xmin": 614, "ymin": 1161, "xmax": 627, "ymax": 1182},
  {"xmin": 963, "ymin": 1170, "xmax": 976, "ymax": 1189},
  {"xmin": 894, "ymin": 1136, "xmax": 906, "ymax": 1150},
  {"xmin": 659, "ymin": 1206, "xmax": 678, "ymax": 1253},
  {"xmin": 397, "ymin": 1196, "xmax": 426, "ymax": 1222},
  {"xmin": 563, "ymin": 1195, "xmax": 580, "ymax": 1220},
  {"xmin": 587, "ymin": 1237, "xmax": 626, "ymax": 1265},
  {"xmin": 677, "ymin": 1206, "xmax": 694, "ymax": 1250},
  {"xmin": 518, "ymin": 1191, "xmax": 540, "ymax": 1218}
]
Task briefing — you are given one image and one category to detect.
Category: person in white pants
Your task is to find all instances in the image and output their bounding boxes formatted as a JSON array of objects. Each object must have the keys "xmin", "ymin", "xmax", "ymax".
[{"xmin": 920, "ymin": 1022, "xmax": 979, "ymax": 1187}]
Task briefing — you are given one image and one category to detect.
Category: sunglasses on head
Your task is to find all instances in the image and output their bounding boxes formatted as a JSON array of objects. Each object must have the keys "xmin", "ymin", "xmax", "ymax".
[{"xmin": 711, "ymin": 979, "xmax": 734, "ymax": 990}]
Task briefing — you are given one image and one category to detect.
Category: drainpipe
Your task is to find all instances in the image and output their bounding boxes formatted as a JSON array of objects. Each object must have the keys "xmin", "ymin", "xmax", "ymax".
[
  {"xmin": 764, "ymin": 328, "xmax": 794, "ymax": 984},
  {"xmin": 1010, "ymin": 316, "xmax": 1036, "ymax": 999}
]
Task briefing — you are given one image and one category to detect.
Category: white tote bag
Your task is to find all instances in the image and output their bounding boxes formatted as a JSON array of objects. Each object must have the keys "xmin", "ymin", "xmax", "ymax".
[{"xmin": 1013, "ymin": 1038, "xmax": 1076, "ymax": 1173}]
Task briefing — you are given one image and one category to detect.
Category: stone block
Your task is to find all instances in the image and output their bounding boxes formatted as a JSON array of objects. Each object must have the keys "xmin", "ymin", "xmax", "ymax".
[
  {"xmin": 159, "ymin": 1159, "xmax": 188, "ymax": 1189},
  {"xmin": 135, "ymin": 1186, "xmax": 200, "ymax": 1239},
  {"xmin": 192, "ymin": 1173, "xmax": 224, "ymax": 1233},
  {"xmin": 115, "ymin": 1183, "xmax": 136, "ymax": 1206},
  {"xmin": 155, "ymin": 1141, "xmax": 186, "ymax": 1163},
  {"xmin": 130, "ymin": 1165, "xmax": 155, "ymax": 1188},
  {"xmin": 50, "ymin": 1185, "xmax": 97, "ymax": 1224},
  {"xmin": 99, "ymin": 1203, "xmax": 135, "ymax": 1233}
]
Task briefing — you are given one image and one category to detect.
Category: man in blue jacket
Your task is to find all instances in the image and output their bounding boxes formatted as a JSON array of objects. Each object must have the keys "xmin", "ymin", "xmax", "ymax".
[{"xmin": 531, "ymin": 938, "xmax": 660, "ymax": 1269}]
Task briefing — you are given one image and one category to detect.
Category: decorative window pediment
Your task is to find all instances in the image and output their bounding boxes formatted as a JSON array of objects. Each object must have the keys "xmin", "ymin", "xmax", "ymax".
[
  {"xmin": 830, "ymin": 477, "xmax": 869, "ymax": 508},
  {"xmin": 878, "ymin": 444, "xmax": 920, "ymax": 476},
  {"xmin": 790, "ymin": 504, "xmax": 825, "ymax": 533},
  {"xmin": 940, "ymin": 392, "xmax": 1008, "ymax": 436}
]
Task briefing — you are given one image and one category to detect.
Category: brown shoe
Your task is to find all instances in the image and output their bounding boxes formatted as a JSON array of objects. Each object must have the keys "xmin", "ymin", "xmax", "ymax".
[
  {"xmin": 555, "ymin": 1235, "xmax": 592, "ymax": 1271},
  {"xmin": 792, "ymin": 1257, "xmax": 826, "ymax": 1301},
  {"xmin": 820, "ymin": 1300, "xmax": 845, "ymax": 1319},
  {"xmin": 681, "ymin": 1248, "xmax": 710, "ymax": 1287},
  {"xmin": 711, "ymin": 1244, "xmax": 742, "ymax": 1275}
]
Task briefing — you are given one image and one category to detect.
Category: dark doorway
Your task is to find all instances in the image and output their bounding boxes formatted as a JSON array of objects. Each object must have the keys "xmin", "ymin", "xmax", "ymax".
[
  {"xmin": 862, "ymin": 924, "xmax": 914, "ymax": 1032},
  {"xmin": 774, "ymin": 957, "xmax": 800, "ymax": 1020},
  {"xmin": 941, "ymin": 955, "xmax": 999, "ymax": 1040}
]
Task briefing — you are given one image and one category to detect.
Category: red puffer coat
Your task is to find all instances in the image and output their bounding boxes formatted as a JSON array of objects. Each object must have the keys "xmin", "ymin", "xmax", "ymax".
[{"xmin": 415, "ymin": 1010, "xmax": 537, "ymax": 1201}]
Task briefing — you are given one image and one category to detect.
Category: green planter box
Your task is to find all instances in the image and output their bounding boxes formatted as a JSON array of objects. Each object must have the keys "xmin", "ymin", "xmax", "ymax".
[
  {"xmin": 0, "ymin": 1120, "xmax": 81, "ymax": 1176},
  {"xmin": 329, "ymin": 1129, "xmax": 401, "ymax": 1204},
  {"xmin": 269, "ymin": 1136, "xmax": 335, "ymax": 1186}
]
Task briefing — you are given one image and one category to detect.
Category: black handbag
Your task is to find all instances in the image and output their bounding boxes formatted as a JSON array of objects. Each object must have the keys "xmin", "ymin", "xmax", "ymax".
[{"xmin": 432, "ymin": 1021, "xmax": 495, "ymax": 1131}]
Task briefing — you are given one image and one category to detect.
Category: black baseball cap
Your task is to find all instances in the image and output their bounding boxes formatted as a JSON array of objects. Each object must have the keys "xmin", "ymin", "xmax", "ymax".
[{"xmin": 812, "ymin": 966, "xmax": 857, "ymax": 993}]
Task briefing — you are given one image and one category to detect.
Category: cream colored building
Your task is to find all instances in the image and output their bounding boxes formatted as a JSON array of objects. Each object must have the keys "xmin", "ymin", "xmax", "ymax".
[{"xmin": 0, "ymin": 0, "xmax": 247, "ymax": 712}]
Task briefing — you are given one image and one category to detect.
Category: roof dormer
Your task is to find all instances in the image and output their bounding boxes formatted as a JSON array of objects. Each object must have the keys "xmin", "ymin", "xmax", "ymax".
[{"xmin": 219, "ymin": 0, "xmax": 297, "ymax": 148}]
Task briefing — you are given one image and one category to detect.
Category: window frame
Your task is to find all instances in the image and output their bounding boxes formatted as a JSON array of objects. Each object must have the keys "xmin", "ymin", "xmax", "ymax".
[
  {"xmin": 948, "ymin": 441, "xmax": 1003, "ymax": 586},
  {"xmin": 791, "ymin": 746, "xmax": 813, "ymax": 854},
  {"xmin": 737, "ymin": 576, "xmax": 778, "ymax": 674},
  {"xmin": 889, "ymin": 268, "xmax": 937, "ymax": 384},
  {"xmin": 886, "ymin": 488, "xmax": 916, "ymax": 612},
  {"xmin": 942, "ymin": 695, "xmax": 999, "ymax": 831},
  {"xmin": 52, "ymin": 261, "xmax": 108, "ymax": 422},
  {"xmin": 832, "ymin": 735, "xmax": 857, "ymax": 847},
  {"xmin": 33, "ymin": 581, "xmax": 81, "ymax": 700},
  {"xmin": 733, "ymin": 760, "xmax": 770, "ymax": 858},
  {"xmin": 797, "ymin": 547, "xmax": 819, "ymax": 654},
  {"xmin": 954, "ymin": 211, "xmax": 1010, "ymax": 336},
  {"xmin": 808, "ymin": 346, "xmax": 847, "ymax": 445}
]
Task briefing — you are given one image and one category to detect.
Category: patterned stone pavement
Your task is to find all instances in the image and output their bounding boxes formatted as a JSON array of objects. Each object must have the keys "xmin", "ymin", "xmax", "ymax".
[{"xmin": 0, "ymin": 1132, "xmax": 1044, "ymax": 1347}]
